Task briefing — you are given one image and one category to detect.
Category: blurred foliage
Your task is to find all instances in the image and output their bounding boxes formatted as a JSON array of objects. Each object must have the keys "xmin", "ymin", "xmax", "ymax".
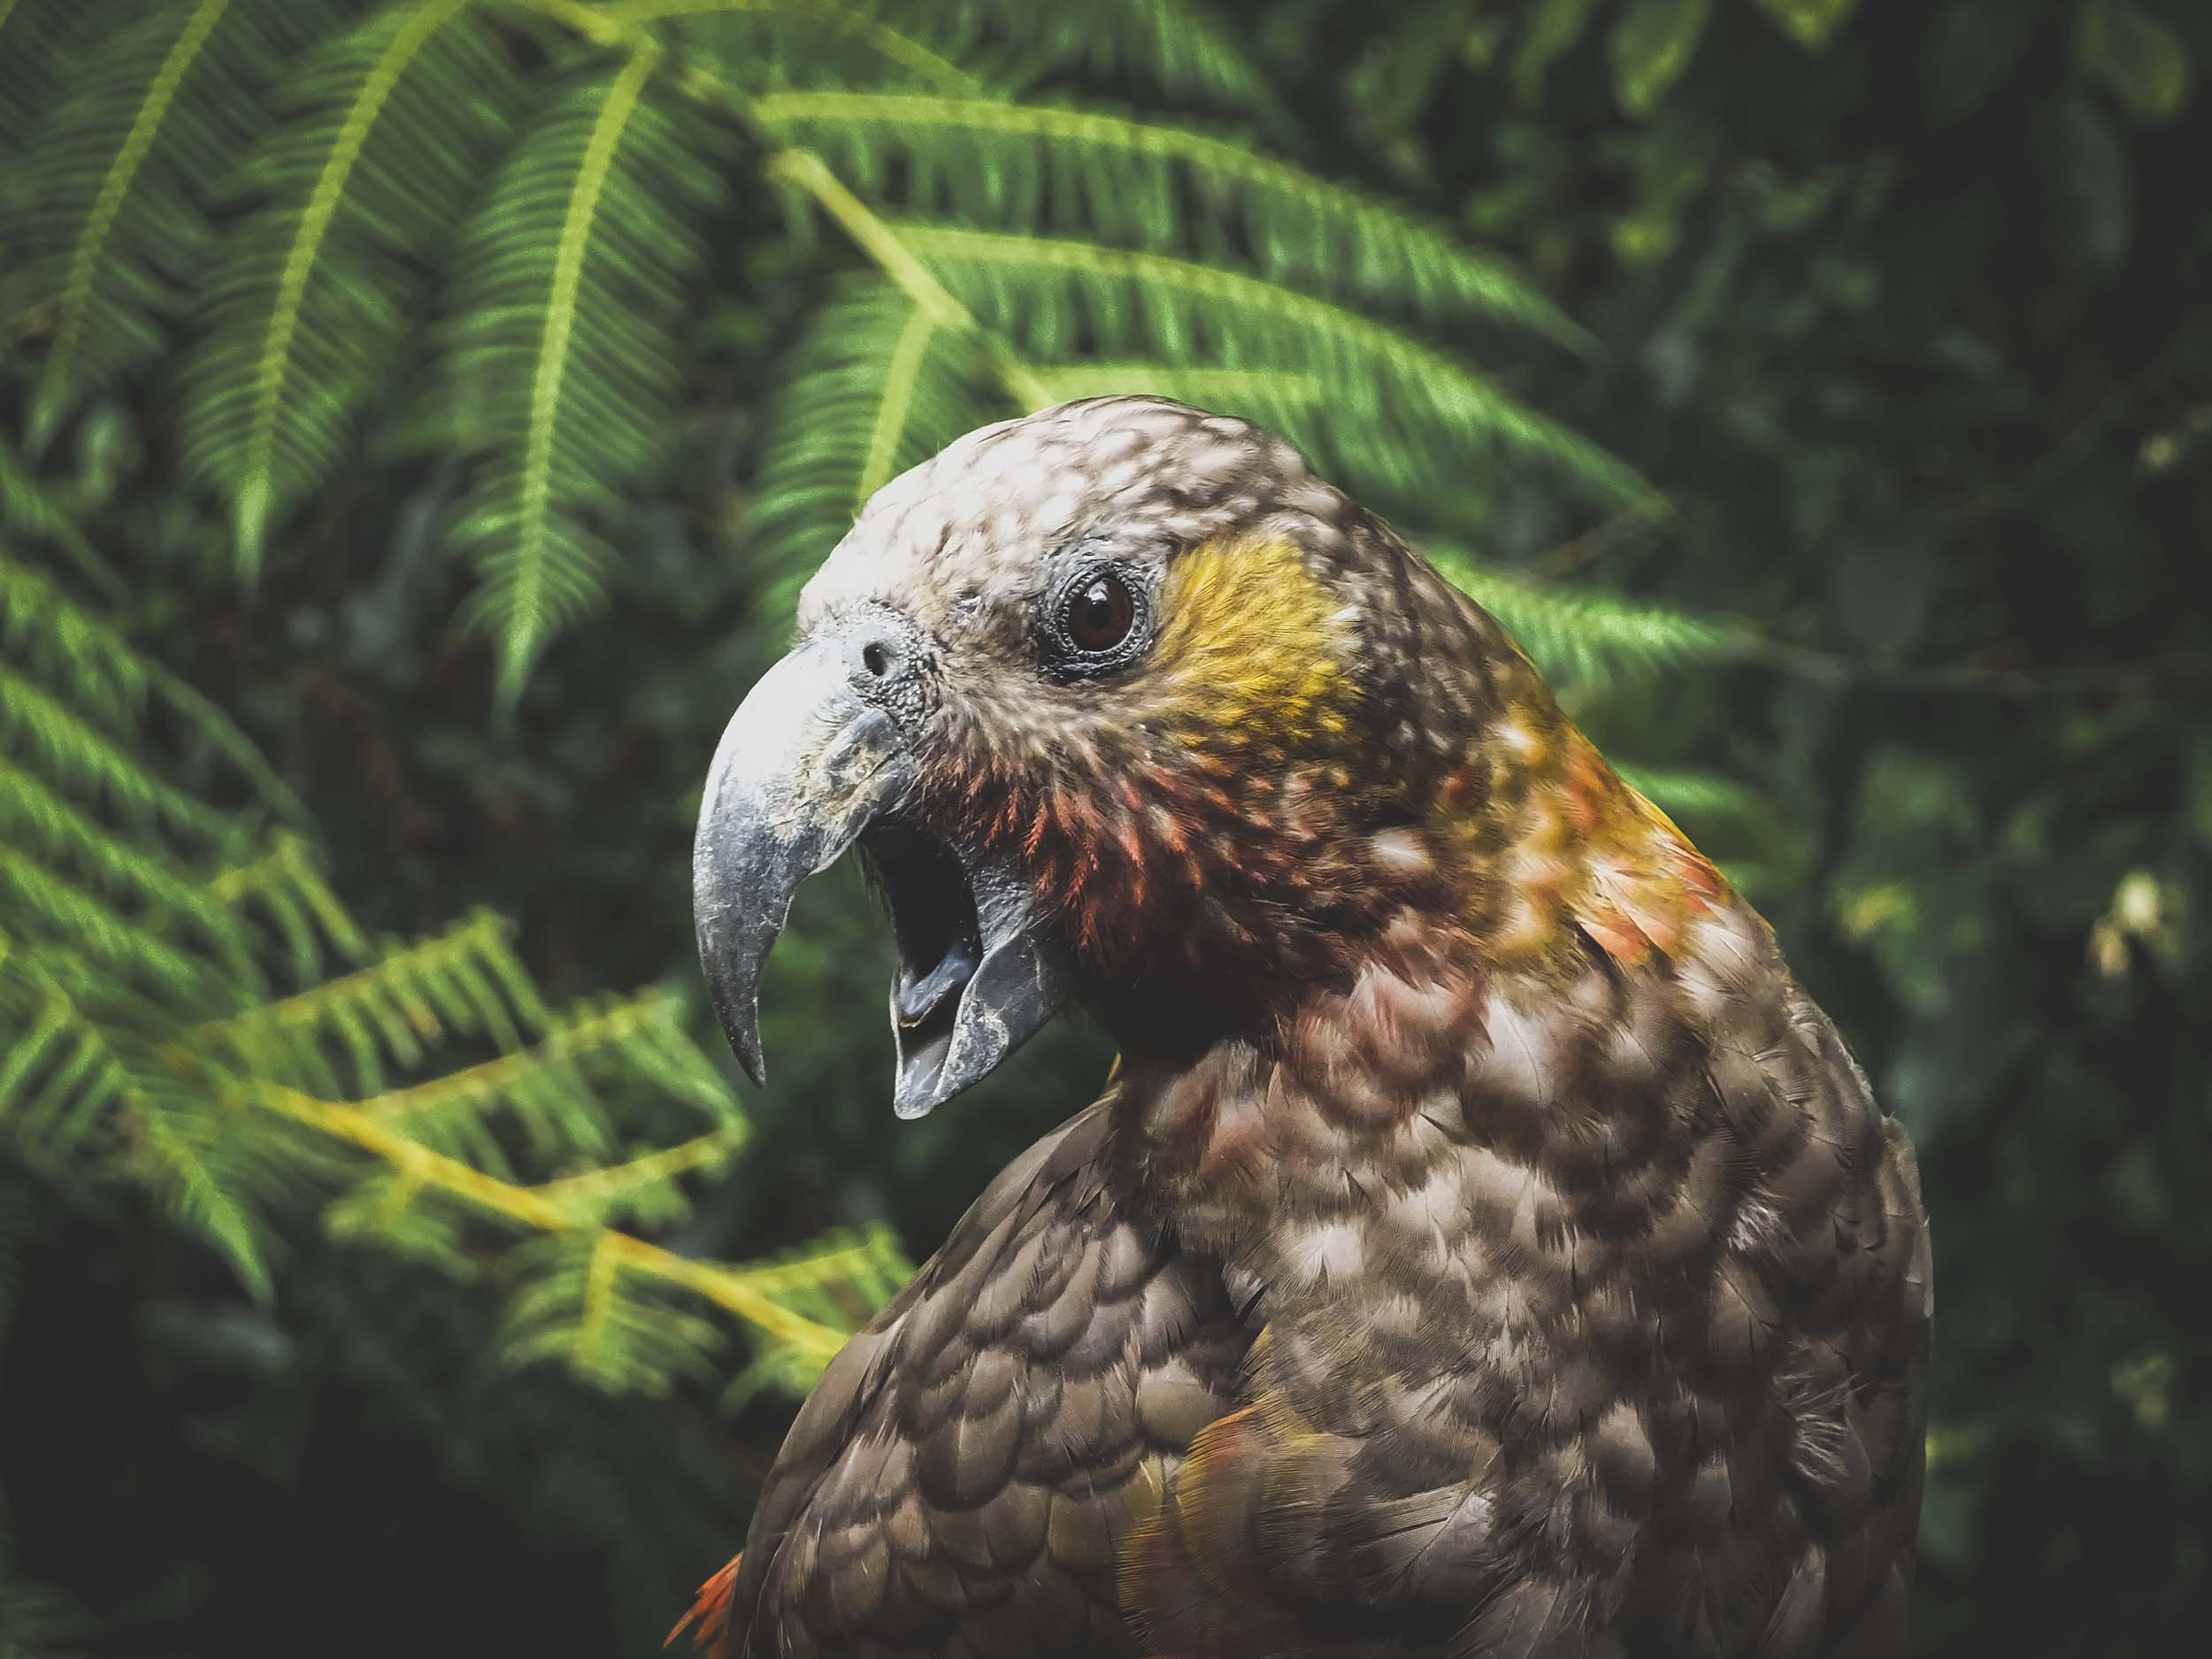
[{"xmin": 1, "ymin": 0, "xmax": 2208, "ymax": 1655}]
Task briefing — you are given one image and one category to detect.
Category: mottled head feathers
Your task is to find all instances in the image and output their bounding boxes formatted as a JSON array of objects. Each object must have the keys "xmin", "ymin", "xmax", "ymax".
[{"xmin": 801, "ymin": 396, "xmax": 1721, "ymax": 1030}]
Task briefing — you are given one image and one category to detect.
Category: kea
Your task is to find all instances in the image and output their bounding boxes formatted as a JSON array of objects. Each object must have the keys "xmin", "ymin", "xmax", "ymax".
[{"xmin": 683, "ymin": 398, "xmax": 1932, "ymax": 1658}]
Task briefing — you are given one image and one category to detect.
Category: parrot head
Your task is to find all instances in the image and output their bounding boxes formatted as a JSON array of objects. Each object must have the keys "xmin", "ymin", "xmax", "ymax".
[{"xmin": 694, "ymin": 396, "xmax": 1710, "ymax": 1118}]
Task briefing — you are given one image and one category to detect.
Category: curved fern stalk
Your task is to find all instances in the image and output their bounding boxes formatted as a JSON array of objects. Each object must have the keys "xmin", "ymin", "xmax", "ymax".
[
  {"xmin": 896, "ymin": 225, "xmax": 1648, "ymax": 515},
  {"xmin": 533, "ymin": 1125, "xmax": 749, "ymax": 1230},
  {"xmin": 12, "ymin": 0, "xmax": 323, "ymax": 449},
  {"xmin": 441, "ymin": 49, "xmax": 733, "ymax": 708},
  {"xmin": 180, "ymin": 0, "xmax": 522, "ymax": 578},
  {"xmin": 754, "ymin": 92, "xmax": 1592, "ymax": 350},
  {"xmin": 256, "ymin": 1084, "xmax": 883, "ymax": 1391}
]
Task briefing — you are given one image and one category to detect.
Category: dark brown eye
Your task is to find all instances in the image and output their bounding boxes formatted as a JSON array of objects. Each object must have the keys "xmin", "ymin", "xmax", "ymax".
[{"xmin": 1063, "ymin": 573, "xmax": 1136, "ymax": 654}]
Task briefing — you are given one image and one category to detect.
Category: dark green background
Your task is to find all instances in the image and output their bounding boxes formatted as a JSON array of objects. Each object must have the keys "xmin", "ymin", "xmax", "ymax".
[{"xmin": 4, "ymin": 1, "xmax": 2208, "ymax": 1655}]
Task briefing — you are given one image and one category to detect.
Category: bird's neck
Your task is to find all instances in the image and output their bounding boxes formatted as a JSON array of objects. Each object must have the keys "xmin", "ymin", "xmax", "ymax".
[{"xmin": 1100, "ymin": 715, "xmax": 1747, "ymax": 1263}]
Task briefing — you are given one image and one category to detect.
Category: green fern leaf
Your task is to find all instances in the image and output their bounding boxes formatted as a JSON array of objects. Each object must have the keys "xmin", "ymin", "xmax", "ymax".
[
  {"xmin": 179, "ymin": 0, "xmax": 518, "ymax": 575},
  {"xmin": 18, "ymin": 0, "xmax": 235, "ymax": 442},
  {"xmin": 756, "ymin": 93, "xmax": 1591, "ymax": 349},
  {"xmin": 441, "ymin": 49, "xmax": 732, "ymax": 706},
  {"xmin": 504, "ymin": 1230, "xmax": 727, "ymax": 1395},
  {"xmin": 11, "ymin": 0, "xmax": 318, "ymax": 446},
  {"xmin": 1612, "ymin": 761, "xmax": 1768, "ymax": 829},
  {"xmin": 898, "ymin": 225, "xmax": 1647, "ymax": 509},
  {"xmin": 129, "ymin": 1079, "xmax": 276, "ymax": 1300},
  {"xmin": 0, "ymin": 659, "xmax": 233, "ymax": 841},
  {"xmin": 747, "ymin": 278, "xmax": 1008, "ymax": 605},
  {"xmin": 1428, "ymin": 553, "xmax": 1747, "ymax": 691}
]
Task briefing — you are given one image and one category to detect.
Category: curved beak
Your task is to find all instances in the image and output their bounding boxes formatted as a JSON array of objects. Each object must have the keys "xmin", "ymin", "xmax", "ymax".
[{"xmin": 692, "ymin": 631, "xmax": 1071, "ymax": 1118}]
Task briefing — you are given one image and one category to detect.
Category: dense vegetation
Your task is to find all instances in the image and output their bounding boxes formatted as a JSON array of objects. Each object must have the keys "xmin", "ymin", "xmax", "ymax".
[{"xmin": 2, "ymin": 0, "xmax": 2206, "ymax": 1654}]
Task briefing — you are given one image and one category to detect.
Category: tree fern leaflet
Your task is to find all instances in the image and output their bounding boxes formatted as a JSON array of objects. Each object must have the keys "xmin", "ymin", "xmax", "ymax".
[
  {"xmin": 228, "ymin": 0, "xmax": 473, "ymax": 572},
  {"xmin": 503, "ymin": 48, "xmax": 657, "ymax": 703},
  {"xmin": 31, "ymin": 0, "xmax": 234, "ymax": 444}
]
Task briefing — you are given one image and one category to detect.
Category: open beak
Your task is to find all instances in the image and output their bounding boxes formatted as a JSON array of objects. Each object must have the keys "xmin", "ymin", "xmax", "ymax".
[{"xmin": 692, "ymin": 630, "xmax": 1071, "ymax": 1118}]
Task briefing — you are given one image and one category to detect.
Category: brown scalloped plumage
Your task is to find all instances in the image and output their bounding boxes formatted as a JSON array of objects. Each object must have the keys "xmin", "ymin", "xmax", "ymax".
[{"xmin": 689, "ymin": 399, "xmax": 1930, "ymax": 1658}]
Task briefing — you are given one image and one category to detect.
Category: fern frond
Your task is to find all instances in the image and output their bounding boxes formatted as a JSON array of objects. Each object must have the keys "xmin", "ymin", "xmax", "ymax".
[
  {"xmin": 0, "ymin": 757, "xmax": 235, "ymax": 946},
  {"xmin": 1430, "ymin": 557, "xmax": 1745, "ymax": 691},
  {"xmin": 336, "ymin": 988, "xmax": 732, "ymax": 1173},
  {"xmin": 0, "ymin": 434, "xmax": 127, "ymax": 596},
  {"xmin": 198, "ymin": 908, "xmax": 545, "ymax": 1099},
  {"xmin": 0, "ymin": 0, "xmax": 117, "ymax": 159},
  {"xmin": 881, "ymin": 0, "xmax": 1280, "ymax": 118},
  {"xmin": 1028, "ymin": 361, "xmax": 1325, "ymax": 410},
  {"xmin": 757, "ymin": 93, "xmax": 1591, "ymax": 349},
  {"xmin": 898, "ymin": 225, "xmax": 1647, "ymax": 509},
  {"xmin": 532, "ymin": 1124, "xmax": 748, "ymax": 1229},
  {"xmin": 611, "ymin": 0, "xmax": 982, "ymax": 95},
  {"xmin": 1612, "ymin": 761, "xmax": 1767, "ymax": 829},
  {"xmin": 0, "ymin": 954, "xmax": 273, "ymax": 1289},
  {"xmin": 207, "ymin": 832, "xmax": 373, "ymax": 995},
  {"xmin": 1, "ymin": 551, "xmax": 305, "ymax": 824},
  {"xmin": 180, "ymin": 0, "xmax": 520, "ymax": 573},
  {"xmin": 441, "ymin": 47, "xmax": 731, "ymax": 704},
  {"xmin": 745, "ymin": 277, "xmax": 1010, "ymax": 603},
  {"xmin": 0, "ymin": 841, "xmax": 227, "ymax": 1003},
  {"xmin": 0, "ymin": 661, "xmax": 233, "ymax": 841},
  {"xmin": 127, "ymin": 1079, "xmax": 277, "ymax": 1299},
  {"xmin": 0, "ymin": 549, "xmax": 150, "ymax": 726},
  {"xmin": 726, "ymin": 1222, "xmax": 910, "ymax": 1325},
  {"xmin": 0, "ymin": 527, "xmax": 884, "ymax": 1382},
  {"xmin": 257, "ymin": 1085, "xmax": 880, "ymax": 1386},
  {"xmin": 503, "ymin": 1230, "xmax": 728, "ymax": 1394},
  {"xmin": 12, "ymin": 0, "xmax": 322, "ymax": 445}
]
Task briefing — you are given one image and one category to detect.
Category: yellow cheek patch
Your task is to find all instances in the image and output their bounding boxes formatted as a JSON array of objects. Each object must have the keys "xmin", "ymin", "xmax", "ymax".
[{"xmin": 1150, "ymin": 536, "xmax": 1356, "ymax": 752}]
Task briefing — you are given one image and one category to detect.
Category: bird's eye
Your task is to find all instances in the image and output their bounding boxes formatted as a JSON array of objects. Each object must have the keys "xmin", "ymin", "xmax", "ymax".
[
  {"xmin": 1064, "ymin": 573, "xmax": 1136, "ymax": 654},
  {"xmin": 1041, "ymin": 561, "xmax": 1151, "ymax": 680}
]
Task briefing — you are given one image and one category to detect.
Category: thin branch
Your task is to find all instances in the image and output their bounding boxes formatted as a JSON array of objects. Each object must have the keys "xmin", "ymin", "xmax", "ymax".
[
  {"xmin": 531, "ymin": 1125, "xmax": 748, "ymax": 1213},
  {"xmin": 257, "ymin": 1085, "xmax": 849, "ymax": 1359},
  {"xmin": 347, "ymin": 990, "xmax": 674, "ymax": 1119}
]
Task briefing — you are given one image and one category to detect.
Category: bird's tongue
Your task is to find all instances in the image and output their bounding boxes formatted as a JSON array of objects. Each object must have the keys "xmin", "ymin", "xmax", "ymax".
[{"xmin": 895, "ymin": 935, "xmax": 979, "ymax": 1028}]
